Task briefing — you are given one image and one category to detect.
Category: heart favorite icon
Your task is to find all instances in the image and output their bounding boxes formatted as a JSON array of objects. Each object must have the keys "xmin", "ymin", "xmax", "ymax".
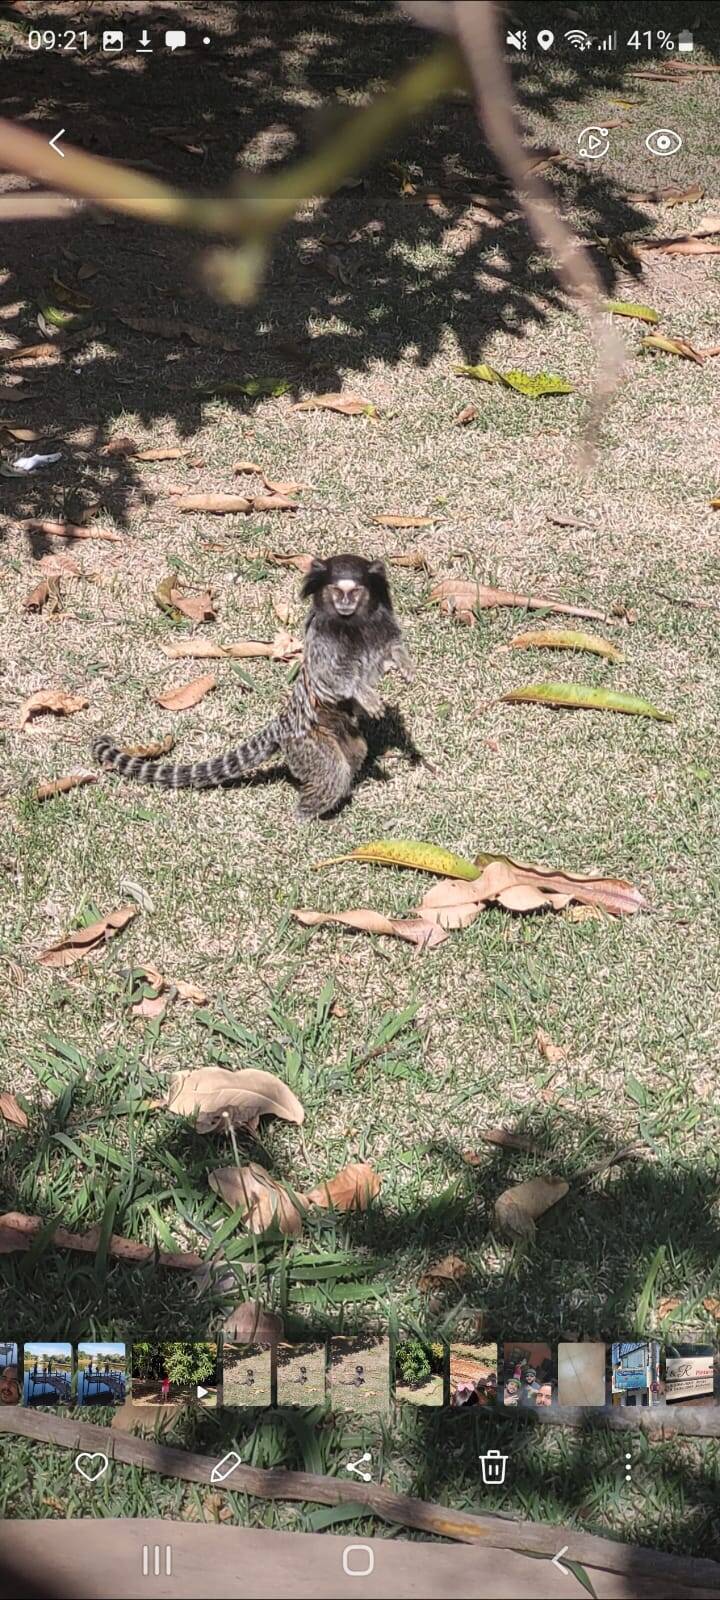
[{"xmin": 74, "ymin": 1451, "xmax": 109, "ymax": 1483}]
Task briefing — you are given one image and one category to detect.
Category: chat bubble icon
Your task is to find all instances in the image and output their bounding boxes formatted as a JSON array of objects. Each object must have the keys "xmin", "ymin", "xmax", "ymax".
[{"xmin": 164, "ymin": 29, "xmax": 186, "ymax": 52}]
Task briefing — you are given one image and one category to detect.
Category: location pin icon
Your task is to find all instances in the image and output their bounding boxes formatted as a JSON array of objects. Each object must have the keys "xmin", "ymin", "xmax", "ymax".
[{"xmin": 537, "ymin": 29, "xmax": 554, "ymax": 50}]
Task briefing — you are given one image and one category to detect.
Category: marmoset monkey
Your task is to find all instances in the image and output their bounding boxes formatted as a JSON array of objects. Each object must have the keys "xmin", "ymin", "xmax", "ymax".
[{"xmin": 93, "ymin": 554, "xmax": 413, "ymax": 821}]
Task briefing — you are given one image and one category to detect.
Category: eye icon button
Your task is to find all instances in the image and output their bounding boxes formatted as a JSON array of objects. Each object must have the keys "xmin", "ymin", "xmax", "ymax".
[{"xmin": 646, "ymin": 128, "xmax": 683, "ymax": 157}]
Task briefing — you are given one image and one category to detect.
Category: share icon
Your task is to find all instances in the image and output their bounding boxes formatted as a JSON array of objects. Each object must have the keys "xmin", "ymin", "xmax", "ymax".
[{"xmin": 345, "ymin": 1451, "xmax": 372, "ymax": 1482}]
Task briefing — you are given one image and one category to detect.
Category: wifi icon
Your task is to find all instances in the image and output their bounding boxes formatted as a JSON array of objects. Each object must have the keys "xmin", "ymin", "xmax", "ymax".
[{"xmin": 565, "ymin": 28, "xmax": 592, "ymax": 50}]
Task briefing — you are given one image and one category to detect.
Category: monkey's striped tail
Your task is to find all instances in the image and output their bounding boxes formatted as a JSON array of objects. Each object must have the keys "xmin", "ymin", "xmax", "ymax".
[{"xmin": 92, "ymin": 720, "xmax": 282, "ymax": 790}]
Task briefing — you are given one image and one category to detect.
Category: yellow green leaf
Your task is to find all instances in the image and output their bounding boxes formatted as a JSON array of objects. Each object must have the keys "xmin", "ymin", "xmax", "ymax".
[
  {"xmin": 37, "ymin": 302, "xmax": 80, "ymax": 330},
  {"xmin": 501, "ymin": 370, "xmax": 574, "ymax": 397},
  {"xmin": 501, "ymin": 682, "xmax": 674, "ymax": 721},
  {"xmin": 454, "ymin": 363, "xmax": 502, "ymax": 385},
  {"xmin": 314, "ymin": 839, "xmax": 481, "ymax": 880},
  {"xmin": 454, "ymin": 365, "xmax": 573, "ymax": 397},
  {"xmin": 509, "ymin": 630, "xmax": 624, "ymax": 661},
  {"xmin": 603, "ymin": 299, "xmax": 659, "ymax": 323},
  {"xmin": 154, "ymin": 573, "xmax": 185, "ymax": 624},
  {"xmin": 640, "ymin": 333, "xmax": 704, "ymax": 365}
]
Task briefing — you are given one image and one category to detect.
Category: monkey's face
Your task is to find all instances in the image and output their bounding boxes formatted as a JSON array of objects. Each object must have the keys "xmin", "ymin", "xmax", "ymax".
[
  {"xmin": 326, "ymin": 576, "xmax": 370, "ymax": 618},
  {"xmin": 302, "ymin": 555, "xmax": 391, "ymax": 620}
]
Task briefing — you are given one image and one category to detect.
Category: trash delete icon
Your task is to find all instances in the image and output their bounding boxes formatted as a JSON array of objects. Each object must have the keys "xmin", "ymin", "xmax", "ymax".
[{"xmin": 479, "ymin": 1448, "xmax": 508, "ymax": 1486}]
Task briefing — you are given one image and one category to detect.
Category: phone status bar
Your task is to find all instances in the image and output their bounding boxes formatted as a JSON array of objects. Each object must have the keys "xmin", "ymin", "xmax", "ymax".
[{"xmin": 506, "ymin": 27, "xmax": 695, "ymax": 56}]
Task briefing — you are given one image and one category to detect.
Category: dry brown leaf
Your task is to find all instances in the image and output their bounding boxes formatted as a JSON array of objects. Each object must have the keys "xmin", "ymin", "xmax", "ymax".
[
  {"xmin": 120, "ymin": 734, "xmax": 175, "ymax": 759},
  {"xmin": 419, "ymin": 1253, "xmax": 469, "ymax": 1291},
  {"xmin": 230, "ymin": 632, "xmax": 302, "ymax": 663},
  {"xmin": 153, "ymin": 674, "xmax": 216, "ymax": 711},
  {"xmin": 272, "ymin": 597, "xmax": 291, "ymax": 626},
  {"xmin": 131, "ymin": 991, "xmax": 168, "ymax": 1022},
  {"xmin": 247, "ymin": 550, "xmax": 314, "ymax": 573},
  {"xmin": 641, "ymin": 333, "xmax": 705, "ymax": 365},
  {"xmin": 0, "ymin": 342, "xmax": 58, "ymax": 363},
  {"xmin": 629, "ymin": 183, "xmax": 705, "ymax": 207},
  {"xmin": 222, "ymin": 1302, "xmax": 283, "ymax": 1344},
  {"xmin": 171, "ymin": 588, "xmax": 216, "ymax": 623},
  {"xmin": 304, "ymin": 1161, "xmax": 381, "ymax": 1212},
  {"xmin": 453, "ymin": 403, "xmax": 478, "ymax": 426},
  {"xmin": 372, "ymin": 514, "xmax": 433, "ymax": 528},
  {"xmin": 174, "ymin": 977, "xmax": 208, "ymax": 1004},
  {"xmin": 234, "ymin": 463, "xmax": 308, "ymax": 495},
  {"xmin": 472, "ymin": 858, "xmax": 646, "ymax": 919},
  {"xmin": 657, "ymin": 1296, "xmax": 682, "ymax": 1319},
  {"xmin": 17, "ymin": 519, "xmax": 123, "ymax": 543},
  {"xmin": 160, "ymin": 640, "xmax": 228, "ymax": 660},
  {"xmin": 119, "ymin": 313, "xmax": 244, "ymax": 351},
  {"xmin": 292, "ymin": 907, "xmax": 448, "ymax": 950},
  {"xmin": 431, "ymin": 578, "xmax": 605, "ymax": 624},
  {"xmin": 22, "ymin": 578, "xmax": 51, "ymax": 611},
  {"xmin": 415, "ymin": 878, "xmax": 482, "ymax": 932},
  {"xmin": 35, "ymin": 772, "xmax": 97, "ymax": 802},
  {"xmin": 37, "ymin": 551, "xmax": 81, "ymax": 577},
  {"xmin": 233, "ymin": 459, "xmax": 265, "ymax": 476},
  {"xmin": 292, "ymin": 392, "xmax": 377, "ymax": 417},
  {"xmin": 703, "ymin": 1298, "xmax": 720, "ymax": 1319},
  {"xmin": 17, "ymin": 688, "xmax": 88, "ymax": 728},
  {"xmin": 173, "ymin": 492, "xmax": 297, "ymax": 514},
  {"xmin": 0, "ymin": 1092, "xmax": 28, "ymax": 1129},
  {"xmin": 209, "ymin": 1163, "xmax": 304, "ymax": 1237},
  {"xmin": 135, "ymin": 447, "xmax": 188, "ymax": 462},
  {"xmin": 389, "ymin": 550, "xmax": 431, "ymax": 574},
  {"xmin": 479, "ymin": 1128, "xmax": 540, "ymax": 1153},
  {"xmin": 494, "ymin": 1176, "xmax": 569, "ymax": 1240},
  {"xmin": 535, "ymin": 1028, "xmax": 566, "ymax": 1064},
  {"xmin": 100, "ymin": 435, "xmax": 138, "ymax": 456},
  {"xmin": 0, "ymin": 1210, "xmax": 203, "ymax": 1271},
  {"xmin": 0, "ymin": 421, "xmax": 42, "ymax": 441},
  {"xmin": 38, "ymin": 903, "xmax": 137, "ymax": 968},
  {"xmin": 166, "ymin": 1066, "xmax": 304, "ymax": 1134}
]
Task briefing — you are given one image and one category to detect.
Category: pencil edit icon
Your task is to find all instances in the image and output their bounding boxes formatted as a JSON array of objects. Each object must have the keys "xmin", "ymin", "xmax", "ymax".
[{"xmin": 210, "ymin": 1449, "xmax": 243, "ymax": 1484}]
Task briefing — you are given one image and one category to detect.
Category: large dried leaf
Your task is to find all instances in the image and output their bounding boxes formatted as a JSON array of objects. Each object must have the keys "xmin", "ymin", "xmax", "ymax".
[
  {"xmin": 292, "ymin": 392, "xmax": 377, "ymax": 418},
  {"xmin": 166, "ymin": 1066, "xmax": 304, "ymax": 1134},
  {"xmin": 494, "ymin": 1176, "xmax": 568, "ymax": 1240},
  {"xmin": 209, "ymin": 1163, "xmax": 304, "ymax": 1237},
  {"xmin": 23, "ymin": 578, "xmax": 52, "ymax": 611},
  {"xmin": 293, "ymin": 907, "xmax": 448, "ymax": 950},
  {"xmin": 501, "ymin": 681, "xmax": 674, "ymax": 721},
  {"xmin": 535, "ymin": 1028, "xmax": 566, "ymax": 1064},
  {"xmin": 155, "ymin": 575, "xmax": 215, "ymax": 623},
  {"xmin": 160, "ymin": 639, "xmax": 228, "ymax": 660},
  {"xmin": 304, "ymin": 1161, "xmax": 381, "ymax": 1211},
  {"xmin": 453, "ymin": 403, "xmax": 478, "ymax": 426},
  {"xmin": 222, "ymin": 1302, "xmax": 283, "ymax": 1344},
  {"xmin": 17, "ymin": 688, "xmax": 88, "ymax": 728},
  {"xmin": 35, "ymin": 772, "xmax": 97, "ymax": 801},
  {"xmin": 247, "ymin": 550, "xmax": 314, "ymax": 573},
  {"xmin": 0, "ymin": 1210, "xmax": 202, "ymax": 1271},
  {"xmin": 416, "ymin": 878, "xmax": 482, "ymax": 932},
  {"xmin": 153, "ymin": 674, "xmax": 217, "ymax": 711},
  {"xmin": 603, "ymin": 299, "xmax": 658, "ymax": 323},
  {"xmin": 119, "ymin": 313, "xmax": 244, "ymax": 351},
  {"xmin": 39, "ymin": 903, "xmax": 137, "ymax": 967},
  {"xmin": 472, "ymin": 857, "xmax": 646, "ymax": 919},
  {"xmin": 17, "ymin": 518, "xmax": 123, "ymax": 543},
  {"xmin": 234, "ymin": 462, "xmax": 308, "ymax": 495},
  {"xmin": 173, "ymin": 492, "xmax": 297, "ymax": 514},
  {"xmin": 509, "ymin": 629, "xmax": 623, "ymax": 661},
  {"xmin": 315, "ymin": 839, "xmax": 480, "ymax": 880},
  {"xmin": 0, "ymin": 1092, "xmax": 28, "ymax": 1129},
  {"xmin": 478, "ymin": 1128, "xmax": 540, "ymax": 1153},
  {"xmin": 431, "ymin": 578, "xmax": 605, "ymax": 625},
  {"xmin": 641, "ymin": 332, "xmax": 705, "ymax": 365},
  {"xmin": 629, "ymin": 183, "xmax": 705, "ymax": 207},
  {"xmin": 455, "ymin": 364, "xmax": 573, "ymax": 398},
  {"xmin": 225, "ymin": 633, "xmax": 302, "ymax": 662},
  {"xmin": 372, "ymin": 514, "xmax": 433, "ymax": 528},
  {"xmin": 419, "ymin": 1253, "xmax": 469, "ymax": 1291}
]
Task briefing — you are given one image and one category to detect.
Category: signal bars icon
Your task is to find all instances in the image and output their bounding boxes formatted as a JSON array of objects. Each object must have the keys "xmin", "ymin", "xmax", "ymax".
[{"xmin": 597, "ymin": 31, "xmax": 618, "ymax": 52}]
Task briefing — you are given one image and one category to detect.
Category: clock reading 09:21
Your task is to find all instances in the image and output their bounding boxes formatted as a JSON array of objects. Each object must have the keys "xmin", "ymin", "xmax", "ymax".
[{"xmin": 27, "ymin": 31, "xmax": 91, "ymax": 51}]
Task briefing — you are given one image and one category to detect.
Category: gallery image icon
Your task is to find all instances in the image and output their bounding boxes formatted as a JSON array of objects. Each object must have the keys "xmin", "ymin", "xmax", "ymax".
[
  {"xmin": 102, "ymin": 31, "xmax": 124, "ymax": 52},
  {"xmin": 210, "ymin": 1449, "xmax": 243, "ymax": 1484}
]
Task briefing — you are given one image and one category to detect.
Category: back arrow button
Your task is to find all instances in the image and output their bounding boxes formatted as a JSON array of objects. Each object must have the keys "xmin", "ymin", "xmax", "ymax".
[{"xmin": 49, "ymin": 129, "xmax": 66, "ymax": 158}]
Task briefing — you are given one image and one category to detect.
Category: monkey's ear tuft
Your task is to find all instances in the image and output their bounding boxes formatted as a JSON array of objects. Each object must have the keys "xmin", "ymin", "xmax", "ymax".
[
  {"xmin": 368, "ymin": 560, "xmax": 387, "ymax": 577},
  {"xmin": 301, "ymin": 557, "xmax": 328, "ymax": 598}
]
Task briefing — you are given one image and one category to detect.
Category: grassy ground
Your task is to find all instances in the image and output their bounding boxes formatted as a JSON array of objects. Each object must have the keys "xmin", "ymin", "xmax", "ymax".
[{"xmin": 1, "ymin": 0, "xmax": 720, "ymax": 1559}]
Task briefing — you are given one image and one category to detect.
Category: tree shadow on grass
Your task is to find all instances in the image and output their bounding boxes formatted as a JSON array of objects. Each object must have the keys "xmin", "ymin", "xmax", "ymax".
[{"xmin": 2, "ymin": 2, "xmax": 717, "ymax": 538}]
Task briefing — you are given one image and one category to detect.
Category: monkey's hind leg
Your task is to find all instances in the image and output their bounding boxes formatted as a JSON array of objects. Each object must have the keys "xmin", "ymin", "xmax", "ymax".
[{"xmin": 286, "ymin": 731, "xmax": 366, "ymax": 822}]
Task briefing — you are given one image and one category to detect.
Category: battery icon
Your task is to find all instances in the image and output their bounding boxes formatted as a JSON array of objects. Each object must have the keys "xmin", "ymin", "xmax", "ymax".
[{"xmin": 678, "ymin": 31, "xmax": 694, "ymax": 51}]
